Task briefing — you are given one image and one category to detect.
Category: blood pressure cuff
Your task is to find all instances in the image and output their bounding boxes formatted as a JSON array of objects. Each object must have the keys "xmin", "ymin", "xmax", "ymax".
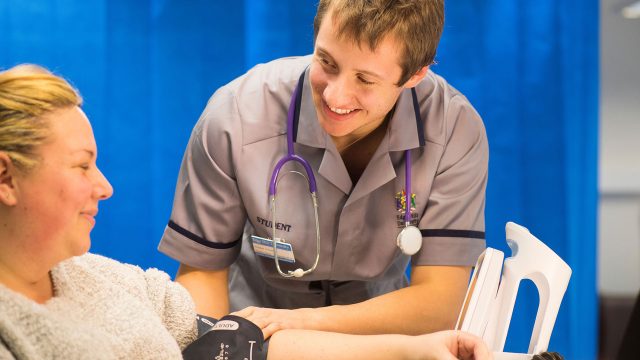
[{"xmin": 182, "ymin": 315, "xmax": 267, "ymax": 360}]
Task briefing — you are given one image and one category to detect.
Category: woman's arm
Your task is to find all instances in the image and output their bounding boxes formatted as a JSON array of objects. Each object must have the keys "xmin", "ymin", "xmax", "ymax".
[{"xmin": 267, "ymin": 329, "xmax": 491, "ymax": 360}]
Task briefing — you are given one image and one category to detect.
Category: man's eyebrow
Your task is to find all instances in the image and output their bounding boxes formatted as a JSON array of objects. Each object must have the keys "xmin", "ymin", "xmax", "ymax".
[
  {"xmin": 316, "ymin": 47, "xmax": 384, "ymax": 80},
  {"xmin": 315, "ymin": 47, "xmax": 333, "ymax": 60},
  {"xmin": 355, "ymin": 69, "xmax": 384, "ymax": 80}
]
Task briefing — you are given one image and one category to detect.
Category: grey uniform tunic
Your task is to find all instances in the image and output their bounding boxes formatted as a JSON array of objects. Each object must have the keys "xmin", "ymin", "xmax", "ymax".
[{"xmin": 159, "ymin": 55, "xmax": 488, "ymax": 311}]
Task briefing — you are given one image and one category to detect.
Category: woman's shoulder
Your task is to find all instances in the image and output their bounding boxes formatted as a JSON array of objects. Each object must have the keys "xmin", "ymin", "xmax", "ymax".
[
  {"xmin": 57, "ymin": 253, "xmax": 170, "ymax": 294},
  {"xmin": 63, "ymin": 253, "xmax": 143, "ymax": 276}
]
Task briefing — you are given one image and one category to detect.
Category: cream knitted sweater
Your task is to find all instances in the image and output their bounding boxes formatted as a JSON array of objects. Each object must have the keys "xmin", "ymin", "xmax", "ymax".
[{"xmin": 0, "ymin": 253, "xmax": 197, "ymax": 359}]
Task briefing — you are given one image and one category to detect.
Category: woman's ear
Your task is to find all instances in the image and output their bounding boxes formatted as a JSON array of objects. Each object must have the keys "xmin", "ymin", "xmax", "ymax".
[
  {"xmin": 0, "ymin": 152, "xmax": 18, "ymax": 206},
  {"xmin": 402, "ymin": 66, "xmax": 429, "ymax": 89}
]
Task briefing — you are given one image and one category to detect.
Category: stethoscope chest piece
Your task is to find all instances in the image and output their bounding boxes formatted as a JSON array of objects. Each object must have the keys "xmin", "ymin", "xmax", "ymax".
[{"xmin": 397, "ymin": 225, "xmax": 422, "ymax": 256}]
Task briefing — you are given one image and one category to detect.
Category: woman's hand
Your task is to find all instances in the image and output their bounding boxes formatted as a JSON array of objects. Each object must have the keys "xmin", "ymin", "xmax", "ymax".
[{"xmin": 416, "ymin": 330, "xmax": 493, "ymax": 360}]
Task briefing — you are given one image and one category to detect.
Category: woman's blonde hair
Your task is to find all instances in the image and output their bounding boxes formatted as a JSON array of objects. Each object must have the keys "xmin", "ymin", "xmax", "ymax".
[{"xmin": 0, "ymin": 64, "xmax": 82, "ymax": 171}]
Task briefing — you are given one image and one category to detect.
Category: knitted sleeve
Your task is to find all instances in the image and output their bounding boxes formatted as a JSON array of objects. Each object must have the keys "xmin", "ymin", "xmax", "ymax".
[
  {"xmin": 77, "ymin": 254, "xmax": 198, "ymax": 350},
  {"xmin": 138, "ymin": 267, "xmax": 198, "ymax": 349},
  {"xmin": 0, "ymin": 341, "xmax": 16, "ymax": 359}
]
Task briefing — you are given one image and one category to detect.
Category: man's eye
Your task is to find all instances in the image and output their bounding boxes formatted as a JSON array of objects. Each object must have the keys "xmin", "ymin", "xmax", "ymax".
[
  {"xmin": 320, "ymin": 57, "xmax": 335, "ymax": 69},
  {"xmin": 358, "ymin": 76, "xmax": 374, "ymax": 85}
]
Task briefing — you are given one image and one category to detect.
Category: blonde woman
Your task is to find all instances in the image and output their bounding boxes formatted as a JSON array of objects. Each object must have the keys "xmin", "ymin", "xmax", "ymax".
[{"xmin": 0, "ymin": 64, "xmax": 490, "ymax": 360}]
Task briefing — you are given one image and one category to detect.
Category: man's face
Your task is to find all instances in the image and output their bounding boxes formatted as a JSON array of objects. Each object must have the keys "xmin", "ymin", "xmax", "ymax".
[{"xmin": 309, "ymin": 11, "xmax": 421, "ymax": 145}]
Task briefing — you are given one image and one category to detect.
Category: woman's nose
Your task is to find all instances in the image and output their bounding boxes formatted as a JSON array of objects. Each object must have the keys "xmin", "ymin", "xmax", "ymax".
[{"xmin": 94, "ymin": 167, "xmax": 113, "ymax": 200}]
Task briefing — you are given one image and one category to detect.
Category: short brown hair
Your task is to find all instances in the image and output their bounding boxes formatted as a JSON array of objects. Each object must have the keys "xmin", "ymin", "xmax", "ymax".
[
  {"xmin": 314, "ymin": 0, "xmax": 444, "ymax": 85},
  {"xmin": 0, "ymin": 64, "xmax": 82, "ymax": 171}
]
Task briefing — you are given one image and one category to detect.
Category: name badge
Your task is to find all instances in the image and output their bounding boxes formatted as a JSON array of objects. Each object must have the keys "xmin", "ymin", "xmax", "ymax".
[{"xmin": 250, "ymin": 235, "xmax": 296, "ymax": 263}]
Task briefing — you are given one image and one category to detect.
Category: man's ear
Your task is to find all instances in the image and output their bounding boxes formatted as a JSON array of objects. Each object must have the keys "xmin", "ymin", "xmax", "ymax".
[
  {"xmin": 0, "ymin": 152, "xmax": 18, "ymax": 206},
  {"xmin": 402, "ymin": 66, "xmax": 429, "ymax": 89}
]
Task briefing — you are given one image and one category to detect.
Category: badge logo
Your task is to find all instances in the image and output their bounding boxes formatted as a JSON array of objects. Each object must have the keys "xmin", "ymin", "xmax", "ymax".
[
  {"xmin": 395, "ymin": 189, "xmax": 416, "ymax": 214},
  {"xmin": 395, "ymin": 190, "xmax": 418, "ymax": 227}
]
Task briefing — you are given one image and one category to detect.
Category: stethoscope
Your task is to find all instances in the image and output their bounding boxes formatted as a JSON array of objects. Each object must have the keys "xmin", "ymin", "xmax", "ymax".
[{"xmin": 267, "ymin": 71, "xmax": 423, "ymax": 278}]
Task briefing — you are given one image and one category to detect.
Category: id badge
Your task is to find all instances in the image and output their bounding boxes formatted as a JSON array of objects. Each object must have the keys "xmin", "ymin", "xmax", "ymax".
[{"xmin": 250, "ymin": 235, "xmax": 296, "ymax": 263}]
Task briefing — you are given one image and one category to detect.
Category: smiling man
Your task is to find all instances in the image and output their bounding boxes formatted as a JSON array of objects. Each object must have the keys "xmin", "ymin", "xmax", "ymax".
[{"xmin": 159, "ymin": 0, "xmax": 489, "ymax": 338}]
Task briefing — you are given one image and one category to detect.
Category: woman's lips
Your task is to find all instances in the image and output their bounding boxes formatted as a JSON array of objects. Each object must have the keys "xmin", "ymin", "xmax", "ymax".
[{"xmin": 80, "ymin": 210, "xmax": 97, "ymax": 226}]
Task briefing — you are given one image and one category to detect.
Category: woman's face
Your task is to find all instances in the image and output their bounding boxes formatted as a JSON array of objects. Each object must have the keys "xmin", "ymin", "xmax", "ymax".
[{"xmin": 16, "ymin": 106, "xmax": 112, "ymax": 263}]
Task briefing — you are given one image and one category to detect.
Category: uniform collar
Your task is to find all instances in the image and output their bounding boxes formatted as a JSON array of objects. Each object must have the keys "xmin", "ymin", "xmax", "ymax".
[
  {"xmin": 293, "ymin": 68, "xmax": 327, "ymax": 149},
  {"xmin": 293, "ymin": 69, "xmax": 425, "ymax": 153},
  {"xmin": 387, "ymin": 88, "xmax": 425, "ymax": 151}
]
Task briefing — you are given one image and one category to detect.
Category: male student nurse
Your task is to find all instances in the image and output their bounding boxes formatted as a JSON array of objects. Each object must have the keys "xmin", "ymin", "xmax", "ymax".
[{"xmin": 159, "ymin": 0, "xmax": 488, "ymax": 338}]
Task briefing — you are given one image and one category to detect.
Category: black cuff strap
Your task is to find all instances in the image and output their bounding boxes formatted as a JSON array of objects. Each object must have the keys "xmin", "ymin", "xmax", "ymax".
[
  {"xmin": 195, "ymin": 314, "xmax": 217, "ymax": 337},
  {"xmin": 183, "ymin": 315, "xmax": 266, "ymax": 360}
]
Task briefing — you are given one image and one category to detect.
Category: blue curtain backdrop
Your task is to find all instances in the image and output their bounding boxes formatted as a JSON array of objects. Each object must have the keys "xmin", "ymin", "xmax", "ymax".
[{"xmin": 0, "ymin": 0, "xmax": 597, "ymax": 358}]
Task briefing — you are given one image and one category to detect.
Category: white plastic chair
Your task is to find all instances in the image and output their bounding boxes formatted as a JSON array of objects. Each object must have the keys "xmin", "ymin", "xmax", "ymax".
[{"xmin": 456, "ymin": 222, "xmax": 572, "ymax": 360}]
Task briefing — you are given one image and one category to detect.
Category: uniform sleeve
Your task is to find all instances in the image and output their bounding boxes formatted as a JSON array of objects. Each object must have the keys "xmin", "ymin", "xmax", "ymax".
[
  {"xmin": 158, "ymin": 85, "xmax": 248, "ymax": 270},
  {"xmin": 414, "ymin": 95, "xmax": 488, "ymax": 266}
]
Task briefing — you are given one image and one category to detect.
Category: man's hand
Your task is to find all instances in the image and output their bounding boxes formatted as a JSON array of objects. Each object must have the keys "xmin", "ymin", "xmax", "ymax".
[{"xmin": 233, "ymin": 306, "xmax": 317, "ymax": 339}]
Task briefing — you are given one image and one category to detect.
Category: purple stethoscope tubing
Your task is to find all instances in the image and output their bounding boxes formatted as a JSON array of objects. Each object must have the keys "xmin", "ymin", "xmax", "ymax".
[
  {"xmin": 268, "ymin": 72, "xmax": 321, "ymax": 278},
  {"xmin": 268, "ymin": 80, "xmax": 318, "ymax": 196},
  {"xmin": 404, "ymin": 149, "xmax": 412, "ymax": 224}
]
